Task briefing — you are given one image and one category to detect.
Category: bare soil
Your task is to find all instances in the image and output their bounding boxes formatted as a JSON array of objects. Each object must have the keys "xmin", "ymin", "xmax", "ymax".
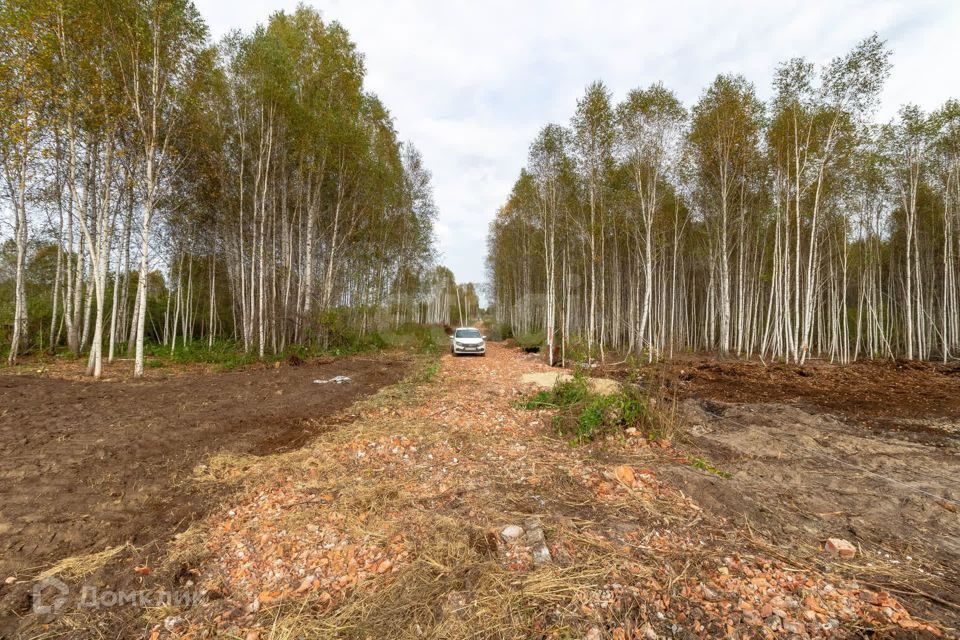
[
  {"xmin": 127, "ymin": 343, "xmax": 949, "ymax": 638},
  {"xmin": 0, "ymin": 355, "xmax": 407, "ymax": 632},
  {"xmin": 643, "ymin": 358, "xmax": 960, "ymax": 444},
  {"xmin": 520, "ymin": 370, "xmax": 621, "ymax": 394},
  {"xmin": 612, "ymin": 358, "xmax": 960, "ymax": 625},
  {"xmin": 2, "ymin": 348, "xmax": 958, "ymax": 638}
]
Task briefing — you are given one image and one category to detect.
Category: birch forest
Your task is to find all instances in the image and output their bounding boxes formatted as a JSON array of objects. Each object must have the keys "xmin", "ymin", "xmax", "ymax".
[
  {"xmin": 487, "ymin": 35, "xmax": 960, "ymax": 365},
  {"xmin": 0, "ymin": 0, "xmax": 467, "ymax": 376}
]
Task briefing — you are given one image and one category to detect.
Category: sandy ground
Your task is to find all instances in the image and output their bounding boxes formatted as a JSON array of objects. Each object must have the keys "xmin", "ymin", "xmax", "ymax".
[
  {"xmin": 2, "ymin": 344, "xmax": 956, "ymax": 638},
  {"xmin": 520, "ymin": 371, "xmax": 621, "ymax": 394}
]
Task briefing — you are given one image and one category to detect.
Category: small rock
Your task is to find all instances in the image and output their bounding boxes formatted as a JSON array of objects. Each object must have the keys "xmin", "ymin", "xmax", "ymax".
[
  {"xmin": 164, "ymin": 616, "xmax": 186, "ymax": 631},
  {"xmin": 585, "ymin": 626, "xmax": 602, "ymax": 640},
  {"xmin": 531, "ymin": 544, "xmax": 551, "ymax": 564},
  {"xmin": 500, "ymin": 525, "xmax": 524, "ymax": 542},
  {"xmin": 825, "ymin": 538, "xmax": 857, "ymax": 559},
  {"xmin": 295, "ymin": 575, "xmax": 316, "ymax": 593},
  {"xmin": 525, "ymin": 517, "xmax": 552, "ymax": 565},
  {"xmin": 613, "ymin": 464, "xmax": 635, "ymax": 486},
  {"xmin": 3, "ymin": 576, "xmax": 15, "ymax": 585},
  {"xmin": 446, "ymin": 590, "xmax": 470, "ymax": 616},
  {"xmin": 783, "ymin": 621, "xmax": 804, "ymax": 634}
]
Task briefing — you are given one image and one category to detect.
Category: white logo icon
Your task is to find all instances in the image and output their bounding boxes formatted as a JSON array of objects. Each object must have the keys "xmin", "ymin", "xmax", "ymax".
[{"xmin": 32, "ymin": 577, "xmax": 69, "ymax": 615}]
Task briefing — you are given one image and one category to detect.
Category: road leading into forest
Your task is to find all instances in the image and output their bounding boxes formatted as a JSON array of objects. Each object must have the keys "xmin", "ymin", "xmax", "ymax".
[{"xmin": 126, "ymin": 342, "xmax": 953, "ymax": 639}]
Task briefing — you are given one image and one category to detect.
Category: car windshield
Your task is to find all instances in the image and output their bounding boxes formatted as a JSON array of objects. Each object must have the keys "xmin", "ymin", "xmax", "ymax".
[{"xmin": 455, "ymin": 329, "xmax": 481, "ymax": 338}]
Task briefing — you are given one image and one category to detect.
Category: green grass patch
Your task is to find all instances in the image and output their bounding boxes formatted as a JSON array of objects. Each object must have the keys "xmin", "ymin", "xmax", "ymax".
[
  {"xmin": 137, "ymin": 324, "xmax": 449, "ymax": 371},
  {"xmin": 688, "ymin": 456, "xmax": 732, "ymax": 478},
  {"xmin": 522, "ymin": 373, "xmax": 591, "ymax": 410},
  {"xmin": 144, "ymin": 340, "xmax": 276, "ymax": 370},
  {"xmin": 522, "ymin": 371, "xmax": 673, "ymax": 445},
  {"xmin": 413, "ymin": 359, "xmax": 442, "ymax": 384}
]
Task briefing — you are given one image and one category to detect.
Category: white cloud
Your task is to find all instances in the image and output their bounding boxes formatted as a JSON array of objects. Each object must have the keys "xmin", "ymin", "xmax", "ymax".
[{"xmin": 196, "ymin": 0, "xmax": 960, "ymax": 298}]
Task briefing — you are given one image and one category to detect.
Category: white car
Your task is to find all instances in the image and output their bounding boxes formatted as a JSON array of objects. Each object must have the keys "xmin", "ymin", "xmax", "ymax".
[{"xmin": 450, "ymin": 327, "xmax": 486, "ymax": 356}]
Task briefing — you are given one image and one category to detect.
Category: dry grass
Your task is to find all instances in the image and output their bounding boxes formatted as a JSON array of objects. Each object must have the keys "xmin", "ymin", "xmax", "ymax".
[
  {"xmin": 176, "ymin": 348, "xmax": 700, "ymax": 639},
  {"xmin": 36, "ymin": 544, "xmax": 132, "ymax": 581},
  {"xmin": 137, "ymin": 345, "xmax": 954, "ymax": 638},
  {"xmin": 263, "ymin": 514, "xmax": 619, "ymax": 640},
  {"xmin": 235, "ymin": 437, "xmax": 690, "ymax": 639}
]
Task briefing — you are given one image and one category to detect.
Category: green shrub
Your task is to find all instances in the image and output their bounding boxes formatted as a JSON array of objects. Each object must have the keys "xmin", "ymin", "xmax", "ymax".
[
  {"xmin": 144, "ymin": 340, "xmax": 271, "ymax": 370},
  {"xmin": 484, "ymin": 323, "xmax": 512, "ymax": 342},
  {"xmin": 561, "ymin": 339, "xmax": 589, "ymax": 365},
  {"xmin": 562, "ymin": 388, "xmax": 651, "ymax": 444},
  {"xmin": 378, "ymin": 324, "xmax": 447, "ymax": 354},
  {"xmin": 522, "ymin": 372, "xmax": 670, "ymax": 445},
  {"xmin": 523, "ymin": 371, "xmax": 591, "ymax": 410},
  {"xmin": 135, "ymin": 322, "xmax": 447, "ymax": 370}
]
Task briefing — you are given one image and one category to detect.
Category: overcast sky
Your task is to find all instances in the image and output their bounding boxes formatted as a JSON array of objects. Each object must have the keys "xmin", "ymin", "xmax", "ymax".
[{"xmin": 197, "ymin": 0, "xmax": 960, "ymax": 295}]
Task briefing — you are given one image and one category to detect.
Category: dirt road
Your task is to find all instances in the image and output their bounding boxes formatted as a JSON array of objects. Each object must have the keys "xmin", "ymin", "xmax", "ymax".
[
  {"xmin": 4, "ymin": 344, "xmax": 957, "ymax": 638},
  {"xmin": 115, "ymin": 343, "xmax": 954, "ymax": 638}
]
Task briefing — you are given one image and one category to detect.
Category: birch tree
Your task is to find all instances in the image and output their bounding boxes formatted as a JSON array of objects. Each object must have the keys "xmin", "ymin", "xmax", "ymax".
[
  {"xmin": 616, "ymin": 83, "xmax": 685, "ymax": 359},
  {"xmin": 689, "ymin": 74, "xmax": 763, "ymax": 355},
  {"xmin": 571, "ymin": 82, "xmax": 615, "ymax": 362},
  {"xmin": 0, "ymin": 0, "xmax": 51, "ymax": 364},
  {"xmin": 116, "ymin": 0, "xmax": 205, "ymax": 376}
]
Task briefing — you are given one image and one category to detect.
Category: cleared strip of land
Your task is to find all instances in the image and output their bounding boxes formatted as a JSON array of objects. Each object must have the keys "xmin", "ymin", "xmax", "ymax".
[{"xmin": 8, "ymin": 343, "xmax": 953, "ymax": 638}]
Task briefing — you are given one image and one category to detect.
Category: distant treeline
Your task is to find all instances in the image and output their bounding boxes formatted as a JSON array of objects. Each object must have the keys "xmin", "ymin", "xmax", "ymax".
[
  {"xmin": 488, "ymin": 35, "xmax": 960, "ymax": 364},
  {"xmin": 0, "ymin": 2, "xmax": 465, "ymax": 376}
]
